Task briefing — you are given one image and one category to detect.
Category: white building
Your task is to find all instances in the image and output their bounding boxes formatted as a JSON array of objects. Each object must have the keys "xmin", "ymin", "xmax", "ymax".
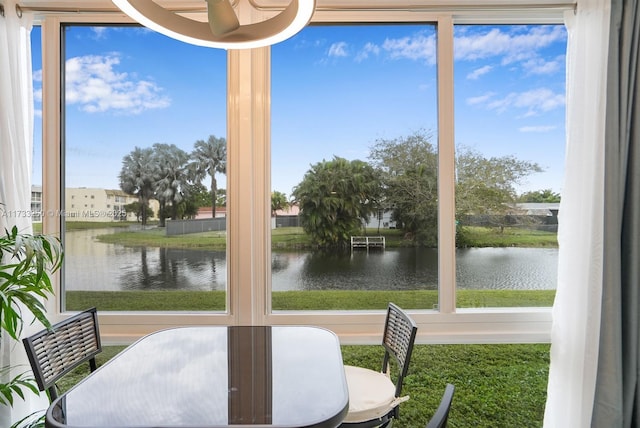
[{"xmin": 31, "ymin": 186, "xmax": 158, "ymax": 223}]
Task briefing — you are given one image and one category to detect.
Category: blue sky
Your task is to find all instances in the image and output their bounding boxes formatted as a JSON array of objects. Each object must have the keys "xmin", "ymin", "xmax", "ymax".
[{"xmin": 32, "ymin": 23, "xmax": 566, "ymax": 197}]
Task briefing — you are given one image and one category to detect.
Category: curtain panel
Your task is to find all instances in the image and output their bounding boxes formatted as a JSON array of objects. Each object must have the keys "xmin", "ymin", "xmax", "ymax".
[
  {"xmin": 0, "ymin": 1, "xmax": 50, "ymax": 426},
  {"xmin": 544, "ymin": 0, "xmax": 610, "ymax": 426},
  {"xmin": 593, "ymin": 0, "xmax": 640, "ymax": 426}
]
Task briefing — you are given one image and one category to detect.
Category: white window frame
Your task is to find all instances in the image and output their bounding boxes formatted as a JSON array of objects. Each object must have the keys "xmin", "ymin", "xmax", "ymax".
[{"xmin": 38, "ymin": 3, "xmax": 571, "ymax": 345}]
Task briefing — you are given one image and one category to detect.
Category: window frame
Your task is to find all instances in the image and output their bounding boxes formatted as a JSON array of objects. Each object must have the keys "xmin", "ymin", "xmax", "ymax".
[{"xmin": 38, "ymin": 5, "xmax": 567, "ymax": 345}]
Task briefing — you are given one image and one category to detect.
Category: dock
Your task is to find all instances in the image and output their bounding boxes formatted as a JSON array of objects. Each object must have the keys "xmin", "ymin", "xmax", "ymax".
[{"xmin": 351, "ymin": 236, "xmax": 385, "ymax": 250}]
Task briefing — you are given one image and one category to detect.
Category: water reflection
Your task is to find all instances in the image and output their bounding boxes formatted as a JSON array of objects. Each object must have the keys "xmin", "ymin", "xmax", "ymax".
[
  {"xmin": 65, "ymin": 229, "xmax": 557, "ymax": 292},
  {"xmin": 128, "ymin": 247, "xmax": 225, "ymax": 291},
  {"xmin": 65, "ymin": 229, "xmax": 226, "ymax": 291},
  {"xmin": 271, "ymin": 249, "xmax": 438, "ymax": 291},
  {"xmin": 456, "ymin": 247, "xmax": 558, "ymax": 290}
]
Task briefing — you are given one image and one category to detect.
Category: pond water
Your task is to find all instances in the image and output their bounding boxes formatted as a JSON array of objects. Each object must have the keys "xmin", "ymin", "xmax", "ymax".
[{"xmin": 64, "ymin": 229, "xmax": 557, "ymax": 292}]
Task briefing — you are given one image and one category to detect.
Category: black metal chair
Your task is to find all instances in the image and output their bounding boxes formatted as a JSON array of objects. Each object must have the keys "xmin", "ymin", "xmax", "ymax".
[
  {"xmin": 425, "ymin": 384, "xmax": 455, "ymax": 428},
  {"xmin": 340, "ymin": 303, "xmax": 418, "ymax": 427},
  {"xmin": 22, "ymin": 307, "xmax": 102, "ymax": 401}
]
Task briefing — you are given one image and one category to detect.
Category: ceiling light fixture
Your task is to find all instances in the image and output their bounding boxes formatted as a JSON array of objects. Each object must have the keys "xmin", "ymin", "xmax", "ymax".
[{"xmin": 112, "ymin": 0, "xmax": 315, "ymax": 50}]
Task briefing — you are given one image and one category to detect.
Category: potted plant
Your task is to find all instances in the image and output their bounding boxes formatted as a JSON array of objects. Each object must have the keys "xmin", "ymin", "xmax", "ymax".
[{"xmin": 0, "ymin": 225, "xmax": 63, "ymax": 428}]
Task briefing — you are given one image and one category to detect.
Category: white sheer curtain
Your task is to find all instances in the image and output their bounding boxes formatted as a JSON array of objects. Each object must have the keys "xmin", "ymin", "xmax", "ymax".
[
  {"xmin": 543, "ymin": 0, "xmax": 611, "ymax": 426},
  {"xmin": 0, "ymin": 1, "xmax": 49, "ymax": 426}
]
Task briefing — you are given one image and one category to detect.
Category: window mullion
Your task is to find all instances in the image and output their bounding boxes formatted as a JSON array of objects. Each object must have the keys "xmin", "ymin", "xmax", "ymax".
[
  {"xmin": 436, "ymin": 15, "xmax": 456, "ymax": 314},
  {"xmin": 227, "ymin": 47, "xmax": 271, "ymax": 326}
]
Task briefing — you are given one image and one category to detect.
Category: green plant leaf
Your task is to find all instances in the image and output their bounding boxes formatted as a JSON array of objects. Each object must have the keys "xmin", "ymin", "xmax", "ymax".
[{"xmin": 0, "ymin": 230, "xmax": 60, "ymax": 339}]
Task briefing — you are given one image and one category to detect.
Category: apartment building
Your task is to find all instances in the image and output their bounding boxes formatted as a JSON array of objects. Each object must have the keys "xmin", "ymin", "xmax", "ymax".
[{"xmin": 31, "ymin": 185, "xmax": 158, "ymax": 223}]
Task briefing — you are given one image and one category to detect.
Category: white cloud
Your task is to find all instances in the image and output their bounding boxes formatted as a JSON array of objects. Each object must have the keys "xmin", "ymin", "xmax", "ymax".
[
  {"xmin": 328, "ymin": 41, "xmax": 349, "ymax": 57},
  {"xmin": 455, "ymin": 26, "xmax": 566, "ymax": 64},
  {"xmin": 381, "ymin": 32, "xmax": 437, "ymax": 64},
  {"xmin": 359, "ymin": 25, "xmax": 564, "ymax": 75},
  {"xmin": 355, "ymin": 42, "xmax": 381, "ymax": 62},
  {"xmin": 519, "ymin": 125, "xmax": 557, "ymax": 132},
  {"xmin": 515, "ymin": 88, "xmax": 565, "ymax": 112},
  {"xmin": 467, "ymin": 65, "xmax": 493, "ymax": 80},
  {"xmin": 65, "ymin": 55, "xmax": 170, "ymax": 114},
  {"xmin": 522, "ymin": 55, "xmax": 565, "ymax": 75},
  {"xmin": 466, "ymin": 92, "xmax": 496, "ymax": 106},
  {"xmin": 455, "ymin": 28, "xmax": 512, "ymax": 61},
  {"xmin": 91, "ymin": 27, "xmax": 109, "ymax": 39},
  {"xmin": 486, "ymin": 88, "xmax": 565, "ymax": 116},
  {"xmin": 33, "ymin": 70, "xmax": 43, "ymax": 103}
]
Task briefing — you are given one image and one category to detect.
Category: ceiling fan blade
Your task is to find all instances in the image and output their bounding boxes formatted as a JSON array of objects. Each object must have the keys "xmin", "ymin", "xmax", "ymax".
[{"xmin": 206, "ymin": 0, "xmax": 240, "ymax": 36}]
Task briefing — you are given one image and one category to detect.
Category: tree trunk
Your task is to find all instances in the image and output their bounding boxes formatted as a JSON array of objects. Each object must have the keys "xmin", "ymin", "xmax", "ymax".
[
  {"xmin": 159, "ymin": 201, "xmax": 166, "ymax": 227},
  {"xmin": 211, "ymin": 176, "xmax": 217, "ymax": 218},
  {"xmin": 140, "ymin": 196, "xmax": 147, "ymax": 227}
]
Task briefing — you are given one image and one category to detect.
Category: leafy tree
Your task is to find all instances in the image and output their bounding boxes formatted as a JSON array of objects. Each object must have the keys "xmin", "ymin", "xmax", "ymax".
[
  {"xmin": 189, "ymin": 135, "xmax": 227, "ymax": 218},
  {"xmin": 518, "ymin": 189, "xmax": 561, "ymax": 203},
  {"xmin": 368, "ymin": 130, "xmax": 439, "ymax": 245},
  {"xmin": 175, "ymin": 197, "xmax": 199, "ymax": 219},
  {"xmin": 124, "ymin": 201, "xmax": 154, "ymax": 223},
  {"xmin": 171, "ymin": 182, "xmax": 206, "ymax": 219},
  {"xmin": 119, "ymin": 147, "xmax": 156, "ymax": 227},
  {"xmin": 271, "ymin": 191, "xmax": 288, "ymax": 217},
  {"xmin": 176, "ymin": 183, "xmax": 223, "ymax": 218},
  {"xmin": 152, "ymin": 143, "xmax": 190, "ymax": 226},
  {"xmin": 216, "ymin": 189, "xmax": 227, "ymax": 207},
  {"xmin": 456, "ymin": 146, "xmax": 544, "ymax": 217},
  {"xmin": 456, "ymin": 147, "xmax": 544, "ymax": 234},
  {"xmin": 368, "ymin": 130, "xmax": 544, "ymax": 243},
  {"xmin": 292, "ymin": 157, "xmax": 381, "ymax": 248},
  {"xmin": 184, "ymin": 183, "xmax": 212, "ymax": 209}
]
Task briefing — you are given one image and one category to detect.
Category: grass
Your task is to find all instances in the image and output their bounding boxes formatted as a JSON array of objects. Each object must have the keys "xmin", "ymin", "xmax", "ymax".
[
  {"xmin": 66, "ymin": 289, "xmax": 556, "ymax": 312},
  {"xmin": 87, "ymin": 225, "xmax": 557, "ymax": 251},
  {"xmin": 460, "ymin": 226, "xmax": 558, "ymax": 248},
  {"xmin": 92, "ymin": 226, "xmax": 320, "ymax": 250},
  {"xmin": 95, "ymin": 227, "xmax": 228, "ymax": 250},
  {"xmin": 54, "ymin": 343, "xmax": 550, "ymax": 428},
  {"xmin": 32, "ymin": 221, "xmax": 135, "ymax": 234}
]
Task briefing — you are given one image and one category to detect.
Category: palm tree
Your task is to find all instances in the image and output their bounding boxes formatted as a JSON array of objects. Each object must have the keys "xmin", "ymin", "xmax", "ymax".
[
  {"xmin": 189, "ymin": 135, "xmax": 227, "ymax": 218},
  {"xmin": 153, "ymin": 143, "xmax": 190, "ymax": 226},
  {"xmin": 292, "ymin": 157, "xmax": 381, "ymax": 248},
  {"xmin": 271, "ymin": 191, "xmax": 288, "ymax": 218},
  {"xmin": 119, "ymin": 147, "xmax": 156, "ymax": 227}
]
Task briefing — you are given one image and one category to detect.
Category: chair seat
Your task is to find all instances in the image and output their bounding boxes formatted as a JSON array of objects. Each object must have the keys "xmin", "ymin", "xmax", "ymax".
[{"xmin": 343, "ymin": 365, "xmax": 410, "ymax": 423}]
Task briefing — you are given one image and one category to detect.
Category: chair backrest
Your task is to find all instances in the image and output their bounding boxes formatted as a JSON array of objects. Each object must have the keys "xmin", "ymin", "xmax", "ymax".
[
  {"xmin": 381, "ymin": 302, "xmax": 418, "ymax": 398},
  {"xmin": 22, "ymin": 307, "xmax": 102, "ymax": 401},
  {"xmin": 425, "ymin": 384, "xmax": 455, "ymax": 428}
]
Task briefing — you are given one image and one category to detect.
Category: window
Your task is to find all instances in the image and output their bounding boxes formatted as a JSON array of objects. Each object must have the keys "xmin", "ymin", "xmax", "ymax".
[
  {"xmin": 37, "ymin": 6, "xmax": 567, "ymax": 344},
  {"xmin": 453, "ymin": 24, "xmax": 566, "ymax": 308},
  {"xmin": 58, "ymin": 24, "xmax": 227, "ymax": 313},
  {"xmin": 271, "ymin": 24, "xmax": 439, "ymax": 311},
  {"xmin": 271, "ymin": 22, "xmax": 565, "ymax": 313}
]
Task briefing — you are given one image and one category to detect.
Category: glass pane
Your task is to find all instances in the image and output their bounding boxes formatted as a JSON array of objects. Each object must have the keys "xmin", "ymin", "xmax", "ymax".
[
  {"xmin": 62, "ymin": 25, "xmax": 227, "ymax": 312},
  {"xmin": 454, "ymin": 24, "xmax": 566, "ymax": 307},
  {"xmin": 32, "ymin": 26, "xmax": 43, "ymax": 228},
  {"xmin": 271, "ymin": 24, "xmax": 438, "ymax": 311}
]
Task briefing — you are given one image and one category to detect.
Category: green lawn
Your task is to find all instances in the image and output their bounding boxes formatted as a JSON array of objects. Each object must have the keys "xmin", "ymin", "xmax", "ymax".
[
  {"xmin": 66, "ymin": 289, "xmax": 555, "ymax": 311},
  {"xmin": 459, "ymin": 226, "xmax": 558, "ymax": 248},
  {"xmin": 84, "ymin": 225, "xmax": 557, "ymax": 251}
]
